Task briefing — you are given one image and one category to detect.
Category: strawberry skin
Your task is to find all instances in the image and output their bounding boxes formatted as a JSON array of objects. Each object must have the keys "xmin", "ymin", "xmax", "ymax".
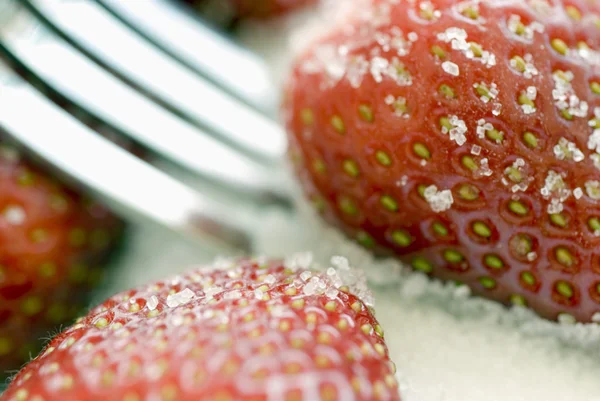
[
  {"xmin": 1, "ymin": 258, "xmax": 399, "ymax": 401},
  {"xmin": 0, "ymin": 145, "xmax": 124, "ymax": 375},
  {"xmin": 182, "ymin": 0, "xmax": 315, "ymax": 20},
  {"xmin": 230, "ymin": 0, "xmax": 315, "ymax": 19},
  {"xmin": 285, "ymin": 0, "xmax": 600, "ymax": 321}
]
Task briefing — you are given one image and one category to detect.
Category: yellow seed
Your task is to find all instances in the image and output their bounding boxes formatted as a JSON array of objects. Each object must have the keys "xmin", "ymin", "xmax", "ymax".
[
  {"xmin": 306, "ymin": 312, "xmax": 317, "ymax": 324},
  {"xmin": 510, "ymin": 294, "xmax": 527, "ymax": 306},
  {"xmin": 21, "ymin": 296, "xmax": 42, "ymax": 316},
  {"xmin": 301, "ymin": 108, "xmax": 314, "ymax": 125},
  {"xmin": 324, "ymin": 301, "xmax": 337, "ymax": 311},
  {"xmin": 551, "ymin": 38, "xmax": 569, "ymax": 55},
  {"xmin": 317, "ymin": 332, "xmax": 333, "ymax": 344},
  {"xmin": 375, "ymin": 150, "xmax": 392, "ymax": 166},
  {"xmin": 292, "ymin": 299, "xmax": 304, "ymax": 309},
  {"xmin": 413, "ymin": 143, "xmax": 431, "ymax": 159},
  {"xmin": 432, "ymin": 222, "xmax": 449, "ymax": 237},
  {"xmin": 486, "ymin": 129, "xmax": 504, "ymax": 143},
  {"xmin": 566, "ymin": 5, "xmax": 581, "ymax": 20},
  {"xmin": 479, "ymin": 276, "xmax": 496, "ymax": 289},
  {"xmin": 331, "ymin": 115, "xmax": 345, "ymax": 134},
  {"xmin": 555, "ymin": 281, "xmax": 574, "ymax": 298},
  {"xmin": 522, "ymin": 132, "xmax": 538, "ymax": 148},
  {"xmin": 475, "ymin": 83, "xmax": 491, "ymax": 99},
  {"xmin": 431, "ymin": 45, "xmax": 446, "ymax": 59},
  {"xmin": 511, "ymin": 56, "xmax": 526, "ymax": 73},
  {"xmin": 513, "ymin": 20, "xmax": 526, "ymax": 36},
  {"xmin": 30, "ymin": 228, "xmax": 48, "ymax": 243},
  {"xmin": 462, "ymin": 6, "xmax": 479, "ymax": 19},
  {"xmin": 358, "ymin": 104, "xmax": 374, "ymax": 122},
  {"xmin": 338, "ymin": 197, "xmax": 358, "ymax": 216},
  {"xmin": 561, "ymin": 109, "xmax": 574, "ymax": 121},
  {"xmin": 518, "ymin": 93, "xmax": 535, "ymax": 108},
  {"xmin": 0, "ymin": 337, "xmax": 13, "ymax": 356},
  {"xmin": 361, "ymin": 324, "xmax": 372, "ymax": 335},
  {"xmin": 550, "ymin": 213, "xmax": 568, "ymax": 228},
  {"xmin": 591, "ymin": 82, "xmax": 600, "ymax": 95},
  {"xmin": 337, "ymin": 318, "xmax": 349, "ymax": 330},
  {"xmin": 555, "ymin": 247, "xmax": 574, "ymax": 267},
  {"xmin": 15, "ymin": 389, "xmax": 28, "ymax": 401},
  {"xmin": 351, "ymin": 301, "xmax": 362, "ymax": 313},
  {"xmin": 285, "ymin": 287, "xmax": 297, "ymax": 296},
  {"xmin": 439, "ymin": 84, "xmax": 455, "ymax": 99},
  {"xmin": 391, "ymin": 230, "xmax": 412, "ymax": 247},
  {"xmin": 95, "ymin": 317, "xmax": 109, "ymax": 328},
  {"xmin": 440, "ymin": 116, "xmax": 453, "ymax": 131},
  {"xmin": 343, "ymin": 159, "xmax": 360, "ymax": 177},
  {"xmin": 161, "ymin": 384, "xmax": 178, "ymax": 401},
  {"xmin": 69, "ymin": 228, "xmax": 87, "ymax": 247},
  {"xmin": 39, "ymin": 262, "xmax": 57, "ymax": 278},
  {"xmin": 412, "ymin": 257, "xmax": 433, "ymax": 273},
  {"xmin": 380, "ymin": 195, "xmax": 398, "ymax": 212},
  {"xmin": 315, "ymin": 355, "xmax": 330, "ymax": 368},
  {"xmin": 385, "ymin": 374, "xmax": 397, "ymax": 388},
  {"xmin": 509, "ymin": 200, "xmax": 528, "ymax": 216},
  {"xmin": 505, "ymin": 167, "xmax": 522, "ymax": 183},
  {"xmin": 457, "ymin": 184, "xmax": 480, "ymax": 201},
  {"xmin": 578, "ymin": 41, "xmax": 590, "ymax": 50},
  {"xmin": 484, "ymin": 254, "xmax": 504, "ymax": 270},
  {"xmin": 374, "ymin": 343, "xmax": 386, "ymax": 356},
  {"xmin": 472, "ymin": 221, "xmax": 492, "ymax": 238},
  {"xmin": 469, "ymin": 42, "xmax": 483, "ymax": 57},
  {"xmin": 444, "ymin": 249, "xmax": 464, "ymax": 264},
  {"xmin": 312, "ymin": 159, "xmax": 326, "ymax": 174}
]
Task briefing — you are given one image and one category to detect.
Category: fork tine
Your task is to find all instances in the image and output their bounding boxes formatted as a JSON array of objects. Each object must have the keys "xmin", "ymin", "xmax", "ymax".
[
  {"xmin": 0, "ymin": 66, "xmax": 253, "ymax": 253},
  {"xmin": 97, "ymin": 0, "xmax": 279, "ymax": 116},
  {"xmin": 0, "ymin": 7, "xmax": 291, "ymax": 206},
  {"xmin": 22, "ymin": 0, "xmax": 285, "ymax": 164}
]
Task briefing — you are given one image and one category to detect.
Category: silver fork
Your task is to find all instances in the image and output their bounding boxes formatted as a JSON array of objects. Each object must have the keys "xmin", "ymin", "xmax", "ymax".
[{"xmin": 0, "ymin": 0, "xmax": 295, "ymax": 253}]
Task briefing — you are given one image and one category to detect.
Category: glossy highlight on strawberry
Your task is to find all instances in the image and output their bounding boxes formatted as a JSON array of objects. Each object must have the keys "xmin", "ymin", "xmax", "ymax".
[
  {"xmin": 0, "ymin": 143, "xmax": 124, "ymax": 376},
  {"xmin": 1, "ymin": 257, "xmax": 400, "ymax": 401},
  {"xmin": 285, "ymin": 0, "xmax": 600, "ymax": 321}
]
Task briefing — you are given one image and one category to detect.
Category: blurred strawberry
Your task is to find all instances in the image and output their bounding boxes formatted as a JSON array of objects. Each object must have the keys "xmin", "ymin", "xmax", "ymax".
[
  {"xmin": 182, "ymin": 0, "xmax": 315, "ymax": 21},
  {"xmin": 285, "ymin": 0, "xmax": 600, "ymax": 321},
  {"xmin": 1, "ymin": 257, "xmax": 400, "ymax": 401},
  {"xmin": 0, "ymin": 142, "xmax": 124, "ymax": 376},
  {"xmin": 229, "ymin": 0, "xmax": 316, "ymax": 19}
]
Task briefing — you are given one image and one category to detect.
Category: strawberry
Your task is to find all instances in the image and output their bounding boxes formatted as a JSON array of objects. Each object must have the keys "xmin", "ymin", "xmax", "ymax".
[
  {"xmin": 0, "ymin": 257, "xmax": 400, "ymax": 401},
  {"xmin": 229, "ymin": 0, "xmax": 316, "ymax": 19},
  {"xmin": 0, "ymin": 144, "xmax": 124, "ymax": 376},
  {"xmin": 285, "ymin": 0, "xmax": 600, "ymax": 321},
  {"xmin": 182, "ymin": 0, "xmax": 315, "ymax": 20}
]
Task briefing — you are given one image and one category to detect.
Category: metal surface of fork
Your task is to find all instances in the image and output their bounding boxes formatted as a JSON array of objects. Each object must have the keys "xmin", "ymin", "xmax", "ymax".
[{"xmin": 0, "ymin": 0, "xmax": 292, "ymax": 253}]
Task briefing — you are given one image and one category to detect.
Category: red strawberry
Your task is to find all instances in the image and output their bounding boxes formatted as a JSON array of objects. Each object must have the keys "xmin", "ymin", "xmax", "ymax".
[
  {"xmin": 229, "ymin": 0, "xmax": 316, "ymax": 19},
  {"xmin": 285, "ymin": 0, "xmax": 600, "ymax": 321},
  {"xmin": 1, "ymin": 257, "xmax": 400, "ymax": 401},
  {"xmin": 0, "ymin": 144, "xmax": 124, "ymax": 375},
  {"xmin": 183, "ymin": 0, "xmax": 315, "ymax": 20}
]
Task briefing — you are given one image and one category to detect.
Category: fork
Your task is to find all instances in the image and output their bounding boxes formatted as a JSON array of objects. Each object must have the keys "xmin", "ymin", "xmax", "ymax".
[{"xmin": 0, "ymin": 0, "xmax": 295, "ymax": 253}]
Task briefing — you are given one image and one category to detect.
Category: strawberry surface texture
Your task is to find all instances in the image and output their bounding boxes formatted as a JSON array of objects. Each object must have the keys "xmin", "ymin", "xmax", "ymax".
[
  {"xmin": 285, "ymin": 0, "xmax": 600, "ymax": 321},
  {"xmin": 230, "ymin": 0, "xmax": 316, "ymax": 18},
  {"xmin": 0, "ymin": 144, "xmax": 124, "ymax": 375},
  {"xmin": 0, "ymin": 257, "xmax": 400, "ymax": 401}
]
